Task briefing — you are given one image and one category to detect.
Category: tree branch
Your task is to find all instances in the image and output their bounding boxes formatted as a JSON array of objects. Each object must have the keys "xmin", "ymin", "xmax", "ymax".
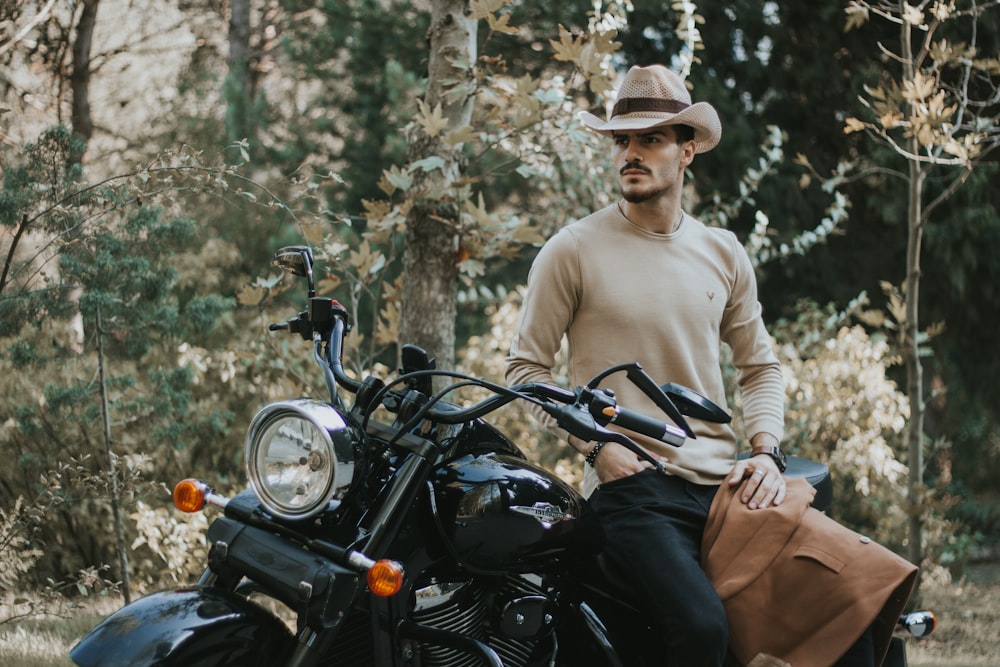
[
  {"xmin": 0, "ymin": 215, "xmax": 29, "ymax": 296},
  {"xmin": 0, "ymin": 0, "xmax": 59, "ymax": 58},
  {"xmin": 922, "ymin": 165, "xmax": 974, "ymax": 223}
]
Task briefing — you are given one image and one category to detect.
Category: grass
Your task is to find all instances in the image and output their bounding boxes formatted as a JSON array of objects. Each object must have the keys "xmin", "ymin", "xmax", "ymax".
[
  {"xmin": 3, "ymin": 566, "xmax": 999, "ymax": 666},
  {"xmin": 0, "ymin": 597, "xmax": 116, "ymax": 667},
  {"xmin": 906, "ymin": 562, "xmax": 1000, "ymax": 667}
]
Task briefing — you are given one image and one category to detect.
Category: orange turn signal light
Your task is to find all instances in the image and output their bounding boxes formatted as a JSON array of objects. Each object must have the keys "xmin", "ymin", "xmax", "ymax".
[
  {"xmin": 601, "ymin": 406, "xmax": 616, "ymax": 417},
  {"xmin": 366, "ymin": 559, "xmax": 404, "ymax": 597},
  {"xmin": 173, "ymin": 479, "xmax": 207, "ymax": 513}
]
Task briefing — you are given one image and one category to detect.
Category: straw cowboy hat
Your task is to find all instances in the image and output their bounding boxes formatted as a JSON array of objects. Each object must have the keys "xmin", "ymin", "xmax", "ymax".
[{"xmin": 579, "ymin": 65, "xmax": 722, "ymax": 153}]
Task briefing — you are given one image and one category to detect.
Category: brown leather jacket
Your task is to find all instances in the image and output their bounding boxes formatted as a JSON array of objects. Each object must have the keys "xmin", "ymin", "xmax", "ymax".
[{"xmin": 701, "ymin": 477, "xmax": 917, "ymax": 667}]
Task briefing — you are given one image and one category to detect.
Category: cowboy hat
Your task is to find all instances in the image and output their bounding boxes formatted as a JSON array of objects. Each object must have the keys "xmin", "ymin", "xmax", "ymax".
[{"xmin": 579, "ymin": 65, "xmax": 722, "ymax": 153}]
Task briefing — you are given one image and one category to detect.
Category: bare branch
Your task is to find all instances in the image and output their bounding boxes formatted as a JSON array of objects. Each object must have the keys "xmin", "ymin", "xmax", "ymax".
[
  {"xmin": 0, "ymin": 215, "xmax": 29, "ymax": 296},
  {"xmin": 922, "ymin": 165, "xmax": 974, "ymax": 223},
  {"xmin": 0, "ymin": 0, "xmax": 59, "ymax": 58},
  {"xmin": 876, "ymin": 40, "xmax": 905, "ymax": 63},
  {"xmin": 867, "ymin": 126, "xmax": 971, "ymax": 166}
]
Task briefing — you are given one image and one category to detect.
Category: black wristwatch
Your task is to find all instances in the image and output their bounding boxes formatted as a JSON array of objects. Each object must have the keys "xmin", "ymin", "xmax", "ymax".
[{"xmin": 750, "ymin": 444, "xmax": 787, "ymax": 472}]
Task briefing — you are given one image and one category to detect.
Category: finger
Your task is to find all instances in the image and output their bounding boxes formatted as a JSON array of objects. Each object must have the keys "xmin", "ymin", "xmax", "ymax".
[
  {"xmin": 754, "ymin": 476, "xmax": 785, "ymax": 509},
  {"xmin": 773, "ymin": 480, "xmax": 787, "ymax": 506},
  {"xmin": 730, "ymin": 460, "xmax": 758, "ymax": 485},
  {"xmin": 728, "ymin": 462, "xmax": 750, "ymax": 485},
  {"xmin": 741, "ymin": 469, "xmax": 766, "ymax": 503},
  {"xmin": 751, "ymin": 471, "xmax": 782, "ymax": 509},
  {"xmin": 756, "ymin": 480, "xmax": 778, "ymax": 509}
]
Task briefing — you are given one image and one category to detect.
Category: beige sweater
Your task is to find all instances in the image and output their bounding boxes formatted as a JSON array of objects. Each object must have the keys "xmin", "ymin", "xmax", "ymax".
[{"xmin": 505, "ymin": 204, "xmax": 784, "ymax": 494}]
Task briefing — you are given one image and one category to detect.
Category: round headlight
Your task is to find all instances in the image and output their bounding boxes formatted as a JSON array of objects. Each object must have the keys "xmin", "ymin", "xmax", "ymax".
[{"xmin": 245, "ymin": 399, "xmax": 356, "ymax": 520}]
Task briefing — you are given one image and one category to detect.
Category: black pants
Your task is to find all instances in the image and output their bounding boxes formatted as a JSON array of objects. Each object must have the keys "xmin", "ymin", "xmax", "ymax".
[
  {"xmin": 589, "ymin": 470, "xmax": 728, "ymax": 667},
  {"xmin": 834, "ymin": 626, "xmax": 875, "ymax": 667},
  {"xmin": 591, "ymin": 469, "xmax": 877, "ymax": 667}
]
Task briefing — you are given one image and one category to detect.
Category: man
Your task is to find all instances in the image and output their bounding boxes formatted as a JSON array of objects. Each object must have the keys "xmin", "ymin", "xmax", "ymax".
[{"xmin": 505, "ymin": 65, "xmax": 788, "ymax": 665}]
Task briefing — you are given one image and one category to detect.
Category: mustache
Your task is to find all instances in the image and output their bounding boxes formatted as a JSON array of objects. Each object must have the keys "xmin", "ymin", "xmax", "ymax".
[{"xmin": 620, "ymin": 161, "xmax": 649, "ymax": 174}]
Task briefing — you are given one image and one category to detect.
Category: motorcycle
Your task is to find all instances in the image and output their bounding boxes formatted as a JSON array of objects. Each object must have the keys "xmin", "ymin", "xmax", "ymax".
[{"xmin": 71, "ymin": 245, "xmax": 935, "ymax": 667}]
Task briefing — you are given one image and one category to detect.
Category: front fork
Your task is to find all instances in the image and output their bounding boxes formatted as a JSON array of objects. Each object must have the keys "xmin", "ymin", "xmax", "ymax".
[{"xmin": 194, "ymin": 567, "xmax": 320, "ymax": 667}]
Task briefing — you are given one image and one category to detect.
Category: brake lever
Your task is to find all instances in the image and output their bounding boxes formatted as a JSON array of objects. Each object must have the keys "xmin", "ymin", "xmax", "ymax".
[
  {"xmin": 540, "ymin": 400, "xmax": 666, "ymax": 473},
  {"xmin": 585, "ymin": 363, "xmax": 695, "ymax": 438}
]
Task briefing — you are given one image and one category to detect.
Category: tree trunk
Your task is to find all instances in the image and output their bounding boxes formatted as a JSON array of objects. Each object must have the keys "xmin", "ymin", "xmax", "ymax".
[
  {"xmin": 66, "ymin": 0, "xmax": 100, "ymax": 352},
  {"xmin": 69, "ymin": 0, "xmax": 98, "ymax": 159},
  {"xmin": 97, "ymin": 308, "xmax": 132, "ymax": 603},
  {"xmin": 399, "ymin": 0, "xmax": 476, "ymax": 374},
  {"xmin": 900, "ymin": 9, "xmax": 925, "ymax": 581},
  {"xmin": 904, "ymin": 159, "xmax": 926, "ymax": 576},
  {"xmin": 70, "ymin": 0, "xmax": 134, "ymax": 600},
  {"xmin": 226, "ymin": 0, "xmax": 254, "ymax": 152}
]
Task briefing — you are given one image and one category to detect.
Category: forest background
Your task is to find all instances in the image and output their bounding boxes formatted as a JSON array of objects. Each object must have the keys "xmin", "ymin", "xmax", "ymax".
[{"xmin": 1, "ymin": 0, "xmax": 999, "ymax": 643}]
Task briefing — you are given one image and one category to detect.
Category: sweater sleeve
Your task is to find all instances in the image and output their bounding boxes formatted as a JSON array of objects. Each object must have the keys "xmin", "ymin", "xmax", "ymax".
[
  {"xmin": 721, "ymin": 235, "xmax": 785, "ymax": 446},
  {"xmin": 504, "ymin": 229, "xmax": 581, "ymax": 433}
]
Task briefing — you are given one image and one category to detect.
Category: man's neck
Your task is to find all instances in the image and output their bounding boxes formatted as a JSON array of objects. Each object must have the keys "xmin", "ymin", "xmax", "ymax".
[{"xmin": 619, "ymin": 199, "xmax": 684, "ymax": 234}]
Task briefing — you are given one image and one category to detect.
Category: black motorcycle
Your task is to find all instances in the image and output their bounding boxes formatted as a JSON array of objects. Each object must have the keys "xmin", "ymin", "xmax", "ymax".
[{"xmin": 71, "ymin": 246, "xmax": 935, "ymax": 667}]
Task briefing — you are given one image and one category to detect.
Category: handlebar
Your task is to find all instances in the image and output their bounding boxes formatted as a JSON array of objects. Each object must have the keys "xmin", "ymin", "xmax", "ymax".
[
  {"xmin": 595, "ymin": 401, "xmax": 687, "ymax": 447},
  {"xmin": 269, "ymin": 294, "xmax": 716, "ymax": 464}
]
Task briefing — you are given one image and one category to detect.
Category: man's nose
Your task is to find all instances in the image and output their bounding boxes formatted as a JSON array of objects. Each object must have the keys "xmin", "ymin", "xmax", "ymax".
[{"xmin": 623, "ymin": 138, "xmax": 642, "ymax": 161}]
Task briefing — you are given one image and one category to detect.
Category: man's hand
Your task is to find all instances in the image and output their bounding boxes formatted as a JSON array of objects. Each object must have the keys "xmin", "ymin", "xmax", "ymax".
[
  {"xmin": 571, "ymin": 435, "xmax": 658, "ymax": 484},
  {"xmin": 728, "ymin": 434, "xmax": 786, "ymax": 509},
  {"xmin": 591, "ymin": 441, "xmax": 657, "ymax": 483}
]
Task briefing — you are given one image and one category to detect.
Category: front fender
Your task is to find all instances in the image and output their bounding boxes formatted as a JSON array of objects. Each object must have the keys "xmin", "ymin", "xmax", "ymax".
[{"xmin": 70, "ymin": 587, "xmax": 294, "ymax": 667}]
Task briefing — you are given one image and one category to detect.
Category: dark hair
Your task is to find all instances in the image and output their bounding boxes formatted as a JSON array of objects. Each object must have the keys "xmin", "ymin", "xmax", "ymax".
[{"xmin": 673, "ymin": 124, "xmax": 695, "ymax": 144}]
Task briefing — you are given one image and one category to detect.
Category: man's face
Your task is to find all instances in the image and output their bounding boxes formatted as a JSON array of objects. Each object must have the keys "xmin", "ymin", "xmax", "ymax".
[{"xmin": 612, "ymin": 127, "xmax": 696, "ymax": 204}]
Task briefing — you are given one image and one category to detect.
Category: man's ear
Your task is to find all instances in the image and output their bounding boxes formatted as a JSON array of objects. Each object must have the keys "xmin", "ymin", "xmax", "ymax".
[{"xmin": 682, "ymin": 141, "xmax": 697, "ymax": 165}]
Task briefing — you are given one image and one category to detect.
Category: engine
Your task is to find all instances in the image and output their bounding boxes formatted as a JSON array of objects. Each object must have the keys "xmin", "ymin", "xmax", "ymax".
[{"xmin": 412, "ymin": 575, "xmax": 556, "ymax": 667}]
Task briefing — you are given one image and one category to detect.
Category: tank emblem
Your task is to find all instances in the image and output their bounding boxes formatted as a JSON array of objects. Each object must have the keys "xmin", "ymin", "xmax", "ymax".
[{"xmin": 509, "ymin": 502, "xmax": 572, "ymax": 526}]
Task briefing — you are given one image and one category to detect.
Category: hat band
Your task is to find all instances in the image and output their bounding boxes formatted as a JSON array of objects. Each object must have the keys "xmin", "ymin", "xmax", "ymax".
[{"xmin": 611, "ymin": 97, "xmax": 690, "ymax": 118}]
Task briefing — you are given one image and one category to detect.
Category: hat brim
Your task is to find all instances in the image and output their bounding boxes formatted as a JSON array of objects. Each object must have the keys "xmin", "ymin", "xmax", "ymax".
[{"xmin": 579, "ymin": 102, "xmax": 722, "ymax": 153}]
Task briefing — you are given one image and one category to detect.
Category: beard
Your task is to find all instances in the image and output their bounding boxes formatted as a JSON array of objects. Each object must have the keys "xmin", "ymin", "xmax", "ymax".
[
  {"xmin": 621, "ymin": 186, "xmax": 662, "ymax": 204},
  {"xmin": 619, "ymin": 161, "xmax": 674, "ymax": 204},
  {"xmin": 618, "ymin": 161, "xmax": 684, "ymax": 204},
  {"xmin": 620, "ymin": 179, "xmax": 670, "ymax": 204}
]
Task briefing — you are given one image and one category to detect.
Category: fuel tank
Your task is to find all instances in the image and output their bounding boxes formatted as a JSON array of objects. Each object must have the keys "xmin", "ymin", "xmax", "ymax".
[
  {"xmin": 431, "ymin": 452, "xmax": 602, "ymax": 572},
  {"xmin": 433, "ymin": 414, "xmax": 525, "ymax": 460}
]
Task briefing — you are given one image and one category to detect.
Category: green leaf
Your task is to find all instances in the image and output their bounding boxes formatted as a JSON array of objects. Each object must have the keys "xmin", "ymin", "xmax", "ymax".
[
  {"xmin": 457, "ymin": 258, "xmax": 486, "ymax": 279},
  {"xmin": 411, "ymin": 156, "xmax": 446, "ymax": 173},
  {"xmin": 382, "ymin": 165, "xmax": 413, "ymax": 192},
  {"xmin": 515, "ymin": 164, "xmax": 537, "ymax": 178},
  {"xmin": 534, "ymin": 88, "xmax": 564, "ymax": 106}
]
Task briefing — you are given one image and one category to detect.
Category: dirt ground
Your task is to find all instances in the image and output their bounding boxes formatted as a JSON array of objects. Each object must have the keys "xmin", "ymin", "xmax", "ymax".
[{"xmin": 905, "ymin": 562, "xmax": 1000, "ymax": 667}]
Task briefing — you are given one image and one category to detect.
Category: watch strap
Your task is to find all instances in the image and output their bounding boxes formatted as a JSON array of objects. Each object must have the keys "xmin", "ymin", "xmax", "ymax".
[{"xmin": 750, "ymin": 444, "xmax": 786, "ymax": 472}]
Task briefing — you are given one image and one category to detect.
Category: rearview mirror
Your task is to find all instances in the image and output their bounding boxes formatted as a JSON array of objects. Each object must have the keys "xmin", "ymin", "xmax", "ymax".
[{"xmin": 272, "ymin": 246, "xmax": 315, "ymax": 296}]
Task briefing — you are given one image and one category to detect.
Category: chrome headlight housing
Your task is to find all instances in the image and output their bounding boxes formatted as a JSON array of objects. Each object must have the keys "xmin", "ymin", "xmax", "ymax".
[{"xmin": 245, "ymin": 399, "xmax": 356, "ymax": 520}]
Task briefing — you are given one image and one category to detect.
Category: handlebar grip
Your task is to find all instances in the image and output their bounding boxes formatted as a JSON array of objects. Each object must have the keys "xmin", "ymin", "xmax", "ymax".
[{"xmin": 602, "ymin": 405, "xmax": 687, "ymax": 447}]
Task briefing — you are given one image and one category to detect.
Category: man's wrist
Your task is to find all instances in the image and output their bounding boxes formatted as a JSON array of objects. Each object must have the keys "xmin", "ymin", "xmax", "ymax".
[
  {"xmin": 568, "ymin": 434, "xmax": 588, "ymax": 455},
  {"xmin": 749, "ymin": 443, "xmax": 787, "ymax": 472},
  {"xmin": 750, "ymin": 432, "xmax": 779, "ymax": 449},
  {"xmin": 585, "ymin": 441, "xmax": 607, "ymax": 467}
]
